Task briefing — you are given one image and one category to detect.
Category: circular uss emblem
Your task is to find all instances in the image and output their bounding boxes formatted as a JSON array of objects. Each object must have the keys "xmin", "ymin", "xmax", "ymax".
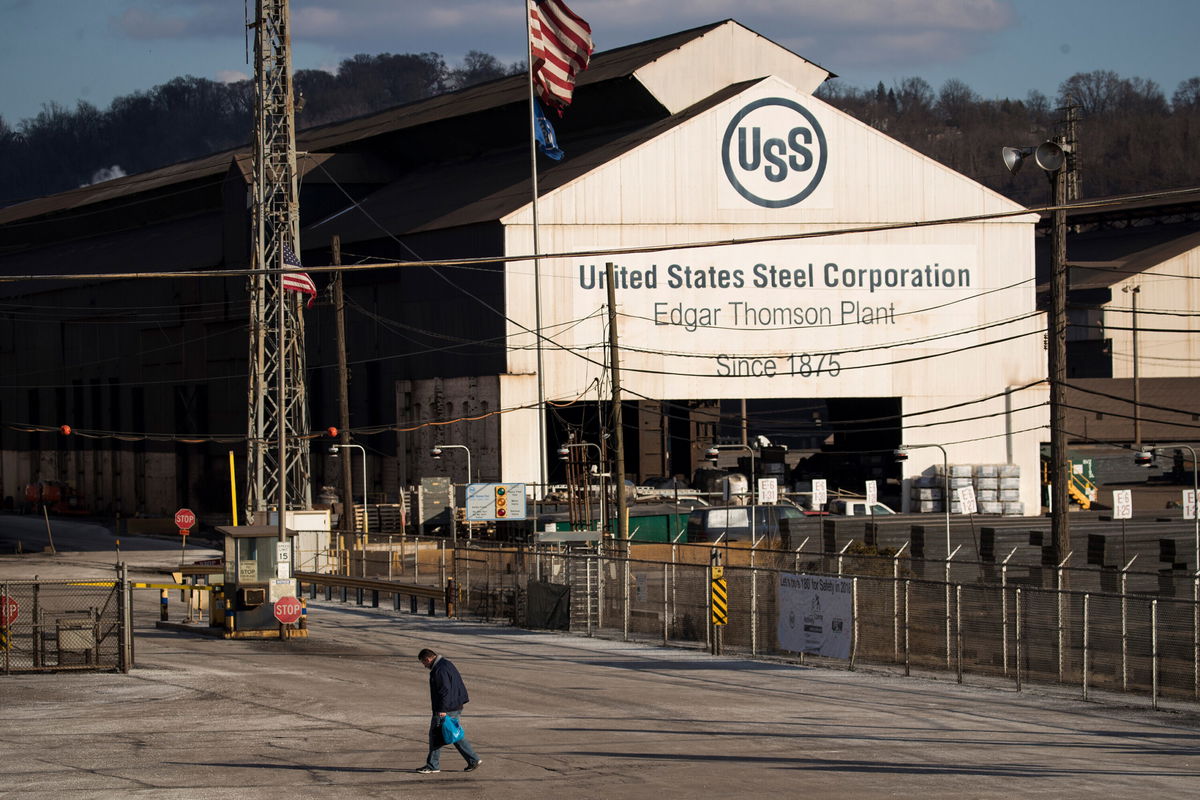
[{"xmin": 721, "ymin": 97, "xmax": 828, "ymax": 208}]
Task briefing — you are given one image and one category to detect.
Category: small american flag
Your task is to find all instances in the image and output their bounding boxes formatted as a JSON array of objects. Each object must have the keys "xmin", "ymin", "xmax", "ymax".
[
  {"xmin": 530, "ymin": 0, "xmax": 593, "ymax": 113},
  {"xmin": 281, "ymin": 242, "xmax": 317, "ymax": 308}
]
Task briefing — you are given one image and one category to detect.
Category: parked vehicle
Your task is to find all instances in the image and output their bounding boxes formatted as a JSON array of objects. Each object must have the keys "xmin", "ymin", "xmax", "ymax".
[
  {"xmin": 827, "ymin": 499, "xmax": 896, "ymax": 516},
  {"xmin": 686, "ymin": 504, "xmax": 810, "ymax": 547}
]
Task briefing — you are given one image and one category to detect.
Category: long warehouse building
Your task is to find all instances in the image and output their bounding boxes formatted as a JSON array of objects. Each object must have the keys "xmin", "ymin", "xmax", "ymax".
[{"xmin": 0, "ymin": 20, "xmax": 1048, "ymax": 519}]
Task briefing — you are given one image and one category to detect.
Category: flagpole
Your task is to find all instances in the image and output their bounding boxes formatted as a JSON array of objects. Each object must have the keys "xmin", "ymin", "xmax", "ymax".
[{"xmin": 526, "ymin": 0, "xmax": 548, "ymax": 503}]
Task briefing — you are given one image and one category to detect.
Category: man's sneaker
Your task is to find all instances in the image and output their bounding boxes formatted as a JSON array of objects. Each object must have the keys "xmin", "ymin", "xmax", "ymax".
[
  {"xmin": 416, "ymin": 767, "xmax": 440, "ymax": 774},
  {"xmin": 465, "ymin": 760, "xmax": 482, "ymax": 772}
]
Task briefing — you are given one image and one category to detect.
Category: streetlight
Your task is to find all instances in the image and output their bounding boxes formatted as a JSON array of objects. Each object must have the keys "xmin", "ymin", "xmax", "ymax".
[
  {"xmin": 330, "ymin": 443, "xmax": 368, "ymax": 576},
  {"xmin": 430, "ymin": 444, "xmax": 472, "ymax": 484},
  {"xmin": 705, "ymin": 444, "xmax": 756, "ymax": 505},
  {"xmin": 1003, "ymin": 137, "xmax": 1073, "ymax": 572},
  {"xmin": 897, "ymin": 443, "xmax": 957, "ymax": 666},
  {"xmin": 894, "ymin": 444, "xmax": 951, "ymax": 576},
  {"xmin": 1135, "ymin": 444, "xmax": 1199, "ymax": 579},
  {"xmin": 559, "ymin": 442, "xmax": 607, "ymax": 533}
]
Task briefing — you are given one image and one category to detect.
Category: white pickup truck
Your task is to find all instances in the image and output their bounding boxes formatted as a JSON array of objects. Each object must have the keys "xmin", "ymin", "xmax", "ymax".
[{"xmin": 828, "ymin": 499, "xmax": 897, "ymax": 516}]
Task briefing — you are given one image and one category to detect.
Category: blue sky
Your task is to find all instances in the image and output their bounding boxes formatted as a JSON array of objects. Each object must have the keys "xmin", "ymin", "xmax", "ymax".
[{"xmin": 2, "ymin": 0, "xmax": 1197, "ymax": 125}]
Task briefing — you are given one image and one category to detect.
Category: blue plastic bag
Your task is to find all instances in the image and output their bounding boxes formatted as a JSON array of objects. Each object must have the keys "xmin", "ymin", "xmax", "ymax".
[{"xmin": 441, "ymin": 715, "xmax": 464, "ymax": 745}]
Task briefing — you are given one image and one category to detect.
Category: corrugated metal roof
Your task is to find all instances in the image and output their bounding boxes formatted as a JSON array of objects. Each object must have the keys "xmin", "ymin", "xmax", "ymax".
[
  {"xmin": 306, "ymin": 80, "xmax": 757, "ymax": 245},
  {"xmin": 1064, "ymin": 378, "xmax": 1200, "ymax": 444},
  {"xmin": 0, "ymin": 21, "xmax": 734, "ymax": 229}
]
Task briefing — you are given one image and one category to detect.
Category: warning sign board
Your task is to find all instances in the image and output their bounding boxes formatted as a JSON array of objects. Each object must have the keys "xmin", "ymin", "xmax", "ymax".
[{"xmin": 465, "ymin": 483, "xmax": 527, "ymax": 521}]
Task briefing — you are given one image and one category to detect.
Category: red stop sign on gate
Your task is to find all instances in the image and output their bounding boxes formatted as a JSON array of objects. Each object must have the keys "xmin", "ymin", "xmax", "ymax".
[
  {"xmin": 273, "ymin": 596, "xmax": 302, "ymax": 625},
  {"xmin": 174, "ymin": 508, "xmax": 196, "ymax": 532},
  {"xmin": 1, "ymin": 594, "xmax": 18, "ymax": 626}
]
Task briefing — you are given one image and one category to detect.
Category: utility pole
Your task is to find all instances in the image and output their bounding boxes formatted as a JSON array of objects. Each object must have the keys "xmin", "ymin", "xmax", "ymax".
[
  {"xmin": 605, "ymin": 262, "xmax": 627, "ymax": 542},
  {"xmin": 332, "ymin": 235, "xmax": 354, "ymax": 549},
  {"xmin": 1124, "ymin": 284, "xmax": 1141, "ymax": 447},
  {"xmin": 1048, "ymin": 142, "xmax": 1070, "ymax": 576},
  {"xmin": 246, "ymin": 0, "xmax": 311, "ymax": 529}
]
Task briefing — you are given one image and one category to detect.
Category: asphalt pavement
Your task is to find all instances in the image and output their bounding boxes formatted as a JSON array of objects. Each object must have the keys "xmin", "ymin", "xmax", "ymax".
[{"xmin": 2, "ymin": 516, "xmax": 1200, "ymax": 798}]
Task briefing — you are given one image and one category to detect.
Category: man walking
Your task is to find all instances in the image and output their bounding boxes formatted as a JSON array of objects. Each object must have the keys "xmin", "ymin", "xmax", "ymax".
[{"xmin": 416, "ymin": 648, "xmax": 482, "ymax": 774}]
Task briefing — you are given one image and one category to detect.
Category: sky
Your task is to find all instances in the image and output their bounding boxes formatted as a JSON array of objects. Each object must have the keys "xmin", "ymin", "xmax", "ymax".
[{"xmin": 2, "ymin": 0, "xmax": 1198, "ymax": 125}]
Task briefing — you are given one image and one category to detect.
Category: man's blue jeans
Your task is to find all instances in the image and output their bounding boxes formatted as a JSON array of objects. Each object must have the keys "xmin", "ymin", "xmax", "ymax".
[{"xmin": 424, "ymin": 710, "xmax": 480, "ymax": 770}]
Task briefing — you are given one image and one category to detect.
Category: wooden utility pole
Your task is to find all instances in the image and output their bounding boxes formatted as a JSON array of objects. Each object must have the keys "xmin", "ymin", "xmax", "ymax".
[
  {"xmin": 1049, "ymin": 155, "xmax": 1070, "ymax": 575},
  {"xmin": 605, "ymin": 262, "xmax": 627, "ymax": 542},
  {"xmin": 332, "ymin": 236, "xmax": 354, "ymax": 549}
]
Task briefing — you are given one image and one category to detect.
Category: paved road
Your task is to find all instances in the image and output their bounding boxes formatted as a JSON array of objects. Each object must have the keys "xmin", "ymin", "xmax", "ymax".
[{"xmin": 2, "ymin": 526, "xmax": 1200, "ymax": 798}]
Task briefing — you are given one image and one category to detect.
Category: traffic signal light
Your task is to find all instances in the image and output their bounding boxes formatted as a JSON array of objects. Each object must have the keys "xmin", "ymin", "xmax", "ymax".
[{"xmin": 494, "ymin": 485, "xmax": 508, "ymax": 517}]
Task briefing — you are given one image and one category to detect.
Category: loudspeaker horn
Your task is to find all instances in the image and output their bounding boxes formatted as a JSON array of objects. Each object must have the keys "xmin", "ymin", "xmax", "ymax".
[
  {"xmin": 1002, "ymin": 146, "xmax": 1031, "ymax": 175},
  {"xmin": 1034, "ymin": 141, "xmax": 1069, "ymax": 172}
]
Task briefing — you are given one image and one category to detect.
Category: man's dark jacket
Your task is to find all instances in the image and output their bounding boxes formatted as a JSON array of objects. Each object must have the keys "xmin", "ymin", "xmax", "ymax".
[{"xmin": 428, "ymin": 656, "xmax": 470, "ymax": 713}]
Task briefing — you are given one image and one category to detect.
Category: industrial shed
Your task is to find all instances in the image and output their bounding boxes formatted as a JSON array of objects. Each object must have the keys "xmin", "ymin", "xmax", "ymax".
[{"xmin": 0, "ymin": 20, "xmax": 1050, "ymax": 518}]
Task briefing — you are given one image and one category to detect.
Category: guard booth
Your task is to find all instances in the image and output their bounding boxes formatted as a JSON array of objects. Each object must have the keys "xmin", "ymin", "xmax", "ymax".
[{"xmin": 215, "ymin": 525, "xmax": 306, "ymax": 638}]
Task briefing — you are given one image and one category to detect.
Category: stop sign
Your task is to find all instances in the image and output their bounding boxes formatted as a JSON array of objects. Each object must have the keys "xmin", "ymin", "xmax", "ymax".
[
  {"xmin": 1, "ymin": 594, "xmax": 18, "ymax": 626},
  {"xmin": 273, "ymin": 596, "xmax": 302, "ymax": 625},
  {"xmin": 174, "ymin": 507, "xmax": 196, "ymax": 532}
]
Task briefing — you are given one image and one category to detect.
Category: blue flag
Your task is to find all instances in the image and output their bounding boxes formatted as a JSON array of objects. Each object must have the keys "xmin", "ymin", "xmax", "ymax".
[{"xmin": 534, "ymin": 99, "xmax": 565, "ymax": 161}]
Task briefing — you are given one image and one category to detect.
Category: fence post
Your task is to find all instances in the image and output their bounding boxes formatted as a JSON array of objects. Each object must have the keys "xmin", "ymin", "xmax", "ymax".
[
  {"xmin": 903, "ymin": 579, "xmax": 910, "ymax": 677},
  {"xmin": 705, "ymin": 558, "xmax": 712, "ymax": 653},
  {"xmin": 1152, "ymin": 599, "xmax": 1160, "ymax": 711},
  {"xmin": 3, "ymin": 579, "xmax": 9, "ymax": 675},
  {"xmin": 1083, "ymin": 593, "xmax": 1090, "ymax": 700},
  {"xmin": 956, "ymin": 584, "xmax": 963, "ymax": 684},
  {"xmin": 1122, "ymin": 557, "xmax": 1135, "ymax": 691},
  {"xmin": 1057, "ymin": 587, "xmax": 1064, "ymax": 684},
  {"xmin": 751, "ymin": 565, "xmax": 758, "ymax": 657},
  {"xmin": 892, "ymin": 542, "xmax": 909, "ymax": 662},
  {"xmin": 598, "ymin": 550, "xmax": 605, "ymax": 631},
  {"xmin": 663, "ymin": 562, "xmax": 669, "ymax": 647},
  {"xmin": 623, "ymin": 554, "xmax": 630, "ymax": 643},
  {"xmin": 1015, "ymin": 587, "xmax": 1023, "ymax": 692},
  {"xmin": 1001, "ymin": 547, "xmax": 1017, "ymax": 675},
  {"xmin": 119, "ymin": 564, "xmax": 133, "ymax": 673},
  {"xmin": 670, "ymin": 546, "xmax": 676, "ymax": 643},
  {"xmin": 850, "ymin": 577, "xmax": 859, "ymax": 671}
]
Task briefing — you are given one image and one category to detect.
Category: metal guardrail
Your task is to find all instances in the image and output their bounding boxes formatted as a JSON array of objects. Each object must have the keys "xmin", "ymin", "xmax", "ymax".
[{"xmin": 294, "ymin": 571, "xmax": 449, "ymax": 616}]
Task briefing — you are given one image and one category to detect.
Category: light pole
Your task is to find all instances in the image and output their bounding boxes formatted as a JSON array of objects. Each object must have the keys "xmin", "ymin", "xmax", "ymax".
[
  {"xmin": 705, "ymin": 444, "xmax": 757, "ymax": 505},
  {"xmin": 330, "ymin": 443, "xmax": 367, "ymax": 576},
  {"xmin": 1002, "ymin": 138, "xmax": 1073, "ymax": 572},
  {"xmin": 559, "ymin": 442, "xmax": 607, "ymax": 533},
  {"xmin": 430, "ymin": 444, "xmax": 473, "ymax": 484},
  {"xmin": 1136, "ymin": 444, "xmax": 1200, "ymax": 578},
  {"xmin": 895, "ymin": 444, "xmax": 951, "ymax": 575}
]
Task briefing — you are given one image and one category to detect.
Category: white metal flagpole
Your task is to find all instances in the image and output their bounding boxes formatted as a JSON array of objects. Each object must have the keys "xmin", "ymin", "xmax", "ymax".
[{"xmin": 525, "ymin": 0, "xmax": 548, "ymax": 500}]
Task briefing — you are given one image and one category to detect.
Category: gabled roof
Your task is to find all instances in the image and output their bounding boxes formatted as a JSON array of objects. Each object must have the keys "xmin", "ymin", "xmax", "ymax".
[{"xmin": 307, "ymin": 80, "xmax": 757, "ymax": 244}]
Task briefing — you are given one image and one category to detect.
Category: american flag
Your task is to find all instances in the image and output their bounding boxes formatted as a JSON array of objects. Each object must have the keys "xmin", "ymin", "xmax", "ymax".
[
  {"xmin": 529, "ymin": 0, "xmax": 593, "ymax": 113},
  {"xmin": 281, "ymin": 242, "xmax": 318, "ymax": 308}
]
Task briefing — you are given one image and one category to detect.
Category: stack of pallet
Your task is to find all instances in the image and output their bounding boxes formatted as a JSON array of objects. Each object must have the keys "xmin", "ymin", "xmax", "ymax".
[{"xmin": 910, "ymin": 464, "xmax": 1022, "ymax": 515}]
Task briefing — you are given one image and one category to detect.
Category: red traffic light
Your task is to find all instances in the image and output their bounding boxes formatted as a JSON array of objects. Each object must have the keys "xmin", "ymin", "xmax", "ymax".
[
  {"xmin": 59, "ymin": 425, "xmax": 72, "ymax": 436},
  {"xmin": 326, "ymin": 426, "xmax": 339, "ymax": 438}
]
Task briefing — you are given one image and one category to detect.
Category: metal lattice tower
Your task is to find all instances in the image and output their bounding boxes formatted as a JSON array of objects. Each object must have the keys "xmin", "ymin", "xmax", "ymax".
[{"xmin": 246, "ymin": 0, "xmax": 311, "ymax": 522}]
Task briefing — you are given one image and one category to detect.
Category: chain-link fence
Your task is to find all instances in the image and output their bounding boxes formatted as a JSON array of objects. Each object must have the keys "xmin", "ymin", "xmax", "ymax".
[
  {"xmin": 447, "ymin": 542, "xmax": 1200, "ymax": 707},
  {"xmin": 1, "ymin": 569, "xmax": 133, "ymax": 674}
]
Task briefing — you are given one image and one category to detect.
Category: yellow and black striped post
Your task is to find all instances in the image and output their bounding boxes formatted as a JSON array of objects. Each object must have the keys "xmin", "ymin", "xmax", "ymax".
[
  {"xmin": 709, "ymin": 545, "xmax": 728, "ymax": 656},
  {"xmin": 711, "ymin": 565, "xmax": 728, "ymax": 626}
]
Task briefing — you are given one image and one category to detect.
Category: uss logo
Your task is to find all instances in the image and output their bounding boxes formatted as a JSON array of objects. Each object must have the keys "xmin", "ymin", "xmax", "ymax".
[{"xmin": 721, "ymin": 97, "xmax": 828, "ymax": 208}]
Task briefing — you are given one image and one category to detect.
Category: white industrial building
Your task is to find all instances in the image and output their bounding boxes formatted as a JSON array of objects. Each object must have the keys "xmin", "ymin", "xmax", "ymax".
[{"xmin": 495, "ymin": 22, "xmax": 1048, "ymax": 510}]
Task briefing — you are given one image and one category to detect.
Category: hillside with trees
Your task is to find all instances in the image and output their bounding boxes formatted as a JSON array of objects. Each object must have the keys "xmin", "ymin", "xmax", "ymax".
[{"xmin": 0, "ymin": 52, "xmax": 1196, "ymax": 210}]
